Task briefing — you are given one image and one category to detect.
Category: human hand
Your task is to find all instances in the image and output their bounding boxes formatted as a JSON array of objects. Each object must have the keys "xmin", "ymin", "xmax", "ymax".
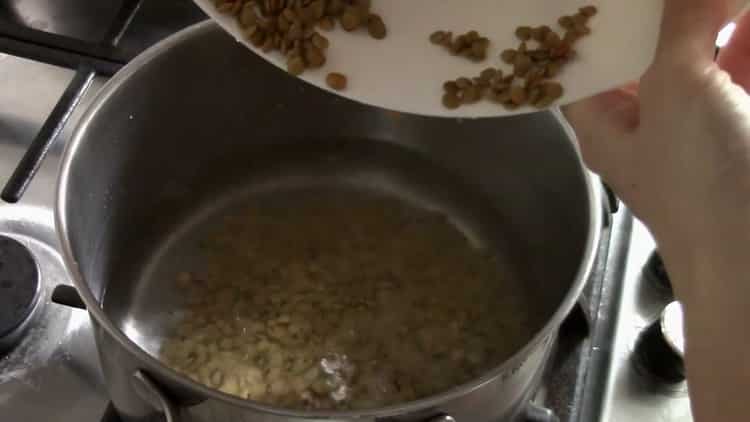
[
  {"xmin": 565, "ymin": 3, "xmax": 750, "ymax": 420},
  {"xmin": 564, "ymin": 0, "xmax": 750, "ymax": 250}
]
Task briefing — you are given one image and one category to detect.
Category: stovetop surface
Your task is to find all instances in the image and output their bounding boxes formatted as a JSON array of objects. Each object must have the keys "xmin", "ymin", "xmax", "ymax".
[{"xmin": 0, "ymin": 2, "xmax": 692, "ymax": 421}]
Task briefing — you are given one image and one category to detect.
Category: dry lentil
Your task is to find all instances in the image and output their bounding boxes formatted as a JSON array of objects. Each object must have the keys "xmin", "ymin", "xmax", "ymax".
[
  {"xmin": 544, "ymin": 31, "xmax": 562, "ymax": 48},
  {"xmin": 473, "ymin": 77, "xmax": 490, "ymax": 89},
  {"xmin": 500, "ymin": 49, "xmax": 517, "ymax": 64},
  {"xmin": 533, "ymin": 95, "xmax": 556, "ymax": 108},
  {"xmin": 443, "ymin": 80, "xmax": 459, "ymax": 94},
  {"xmin": 367, "ymin": 13, "xmax": 387, "ymax": 39},
  {"xmin": 325, "ymin": 72, "xmax": 348, "ymax": 90},
  {"xmin": 262, "ymin": 36, "xmax": 275, "ymax": 52},
  {"xmin": 580, "ymin": 5, "xmax": 598, "ymax": 17},
  {"xmin": 542, "ymin": 81, "xmax": 564, "ymax": 99},
  {"xmin": 249, "ymin": 29, "xmax": 265, "ymax": 47},
  {"xmin": 311, "ymin": 33, "xmax": 329, "ymax": 50},
  {"xmin": 572, "ymin": 13, "xmax": 589, "ymax": 26},
  {"xmin": 430, "ymin": 29, "xmax": 491, "ymax": 62},
  {"xmin": 558, "ymin": 15, "xmax": 574, "ymax": 29},
  {"xmin": 439, "ymin": 31, "xmax": 453, "ymax": 47},
  {"xmin": 531, "ymin": 25, "xmax": 551, "ymax": 42},
  {"xmin": 430, "ymin": 30, "xmax": 447, "ymax": 44},
  {"xmin": 462, "ymin": 85, "xmax": 481, "ymax": 104},
  {"xmin": 304, "ymin": 45, "xmax": 326, "ymax": 68},
  {"xmin": 563, "ymin": 30, "xmax": 580, "ymax": 44},
  {"xmin": 515, "ymin": 26, "xmax": 532, "ymax": 41},
  {"xmin": 479, "ymin": 67, "xmax": 498, "ymax": 82},
  {"xmin": 216, "ymin": 2, "xmax": 234, "ymax": 14},
  {"xmin": 439, "ymin": 5, "xmax": 598, "ymax": 110},
  {"xmin": 573, "ymin": 23, "xmax": 591, "ymax": 36},
  {"xmin": 509, "ymin": 86, "xmax": 527, "ymax": 105},
  {"xmin": 287, "ymin": 56, "xmax": 306, "ymax": 75},
  {"xmin": 550, "ymin": 43, "xmax": 572, "ymax": 60},
  {"xmin": 528, "ymin": 49, "xmax": 549, "ymax": 61},
  {"xmin": 215, "ymin": 0, "xmax": 388, "ymax": 79},
  {"xmin": 317, "ymin": 16, "xmax": 335, "ymax": 30},
  {"xmin": 545, "ymin": 60, "xmax": 563, "ymax": 77},
  {"xmin": 527, "ymin": 85, "xmax": 544, "ymax": 105},
  {"xmin": 340, "ymin": 7, "xmax": 361, "ymax": 30},
  {"xmin": 491, "ymin": 88, "xmax": 512, "ymax": 104},
  {"xmin": 513, "ymin": 53, "xmax": 532, "ymax": 77},
  {"xmin": 239, "ymin": 4, "xmax": 258, "ymax": 27},
  {"xmin": 456, "ymin": 77, "xmax": 472, "ymax": 89},
  {"xmin": 523, "ymin": 67, "xmax": 544, "ymax": 88},
  {"xmin": 442, "ymin": 91, "xmax": 462, "ymax": 109}
]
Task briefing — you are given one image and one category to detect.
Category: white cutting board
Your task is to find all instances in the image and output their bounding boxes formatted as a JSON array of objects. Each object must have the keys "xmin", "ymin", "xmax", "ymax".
[{"xmin": 193, "ymin": 0, "xmax": 746, "ymax": 118}]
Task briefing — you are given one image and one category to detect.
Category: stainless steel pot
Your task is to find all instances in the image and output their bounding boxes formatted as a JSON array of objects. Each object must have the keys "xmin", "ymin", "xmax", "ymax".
[{"xmin": 55, "ymin": 21, "xmax": 601, "ymax": 422}]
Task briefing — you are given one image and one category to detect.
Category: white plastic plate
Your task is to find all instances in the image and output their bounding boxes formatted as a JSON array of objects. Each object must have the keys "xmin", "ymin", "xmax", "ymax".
[{"xmin": 193, "ymin": 0, "xmax": 749, "ymax": 118}]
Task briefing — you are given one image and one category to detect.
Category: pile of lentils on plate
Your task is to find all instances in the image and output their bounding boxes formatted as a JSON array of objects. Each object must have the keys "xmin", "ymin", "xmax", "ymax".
[
  {"xmin": 429, "ymin": 29, "xmax": 492, "ymax": 63},
  {"xmin": 213, "ymin": 1, "xmax": 598, "ymax": 108},
  {"xmin": 212, "ymin": 0, "xmax": 388, "ymax": 91},
  {"xmin": 434, "ymin": 5, "xmax": 598, "ymax": 110}
]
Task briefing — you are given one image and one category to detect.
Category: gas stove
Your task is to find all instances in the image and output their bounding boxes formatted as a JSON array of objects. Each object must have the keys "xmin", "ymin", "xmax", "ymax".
[{"xmin": 0, "ymin": 2, "xmax": 692, "ymax": 421}]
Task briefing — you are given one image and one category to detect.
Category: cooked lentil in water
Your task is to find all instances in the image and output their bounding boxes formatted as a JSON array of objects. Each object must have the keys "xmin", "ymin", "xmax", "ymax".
[{"xmin": 158, "ymin": 190, "xmax": 532, "ymax": 410}]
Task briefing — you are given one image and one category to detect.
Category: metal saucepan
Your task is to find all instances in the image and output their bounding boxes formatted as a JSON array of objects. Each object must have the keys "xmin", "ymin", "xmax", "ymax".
[{"xmin": 55, "ymin": 21, "xmax": 601, "ymax": 422}]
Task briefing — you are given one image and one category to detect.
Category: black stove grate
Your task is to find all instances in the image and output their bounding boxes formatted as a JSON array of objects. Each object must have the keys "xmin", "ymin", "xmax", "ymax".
[{"xmin": 0, "ymin": 0, "xmax": 140, "ymax": 203}]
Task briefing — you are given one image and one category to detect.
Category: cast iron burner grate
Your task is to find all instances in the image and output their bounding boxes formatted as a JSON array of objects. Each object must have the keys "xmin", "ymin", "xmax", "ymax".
[{"xmin": 0, "ymin": 0, "xmax": 141, "ymax": 203}]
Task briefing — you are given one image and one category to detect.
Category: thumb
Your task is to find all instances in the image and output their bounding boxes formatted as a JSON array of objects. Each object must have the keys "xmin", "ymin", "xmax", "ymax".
[{"xmin": 655, "ymin": 0, "xmax": 731, "ymax": 67}]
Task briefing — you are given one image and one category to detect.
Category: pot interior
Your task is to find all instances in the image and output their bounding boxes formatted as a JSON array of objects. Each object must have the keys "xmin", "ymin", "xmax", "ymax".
[
  {"xmin": 115, "ymin": 138, "xmax": 529, "ymax": 352},
  {"xmin": 60, "ymin": 22, "xmax": 595, "ymax": 410}
]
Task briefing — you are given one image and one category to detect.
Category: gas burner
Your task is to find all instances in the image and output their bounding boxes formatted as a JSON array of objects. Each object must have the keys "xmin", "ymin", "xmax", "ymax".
[
  {"xmin": 0, "ymin": 234, "xmax": 41, "ymax": 354},
  {"xmin": 633, "ymin": 301, "xmax": 686, "ymax": 384},
  {"xmin": 643, "ymin": 251, "xmax": 673, "ymax": 296}
]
